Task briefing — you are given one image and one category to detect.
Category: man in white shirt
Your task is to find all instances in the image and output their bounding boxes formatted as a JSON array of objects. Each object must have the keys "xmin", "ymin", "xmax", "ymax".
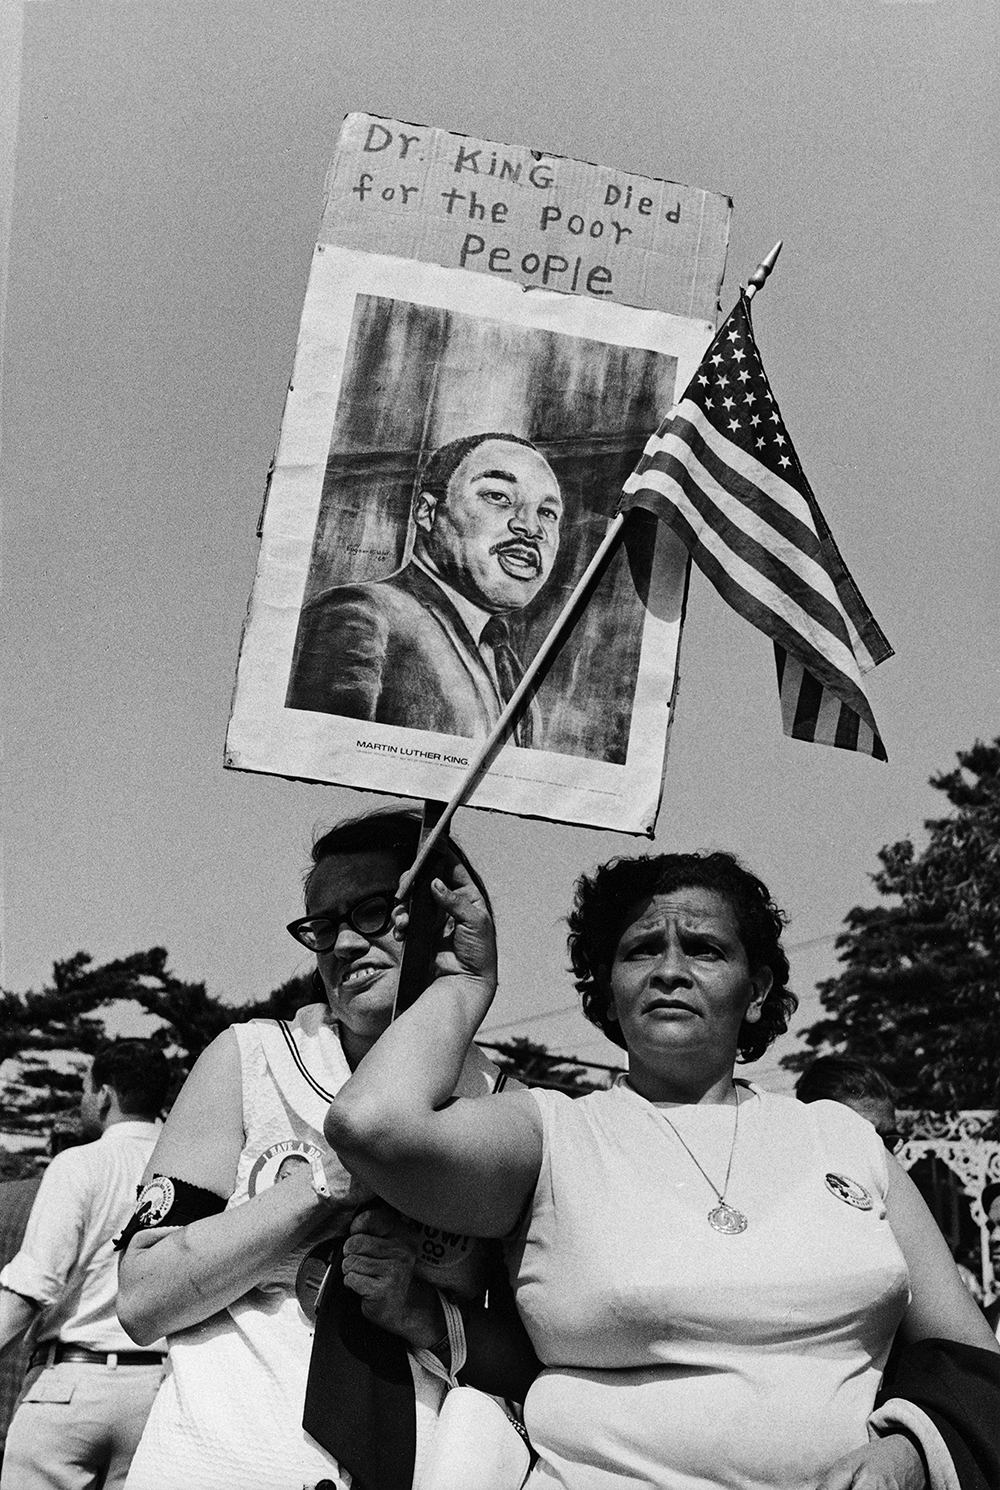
[
  {"xmin": 286, "ymin": 432, "xmax": 563, "ymax": 746},
  {"xmin": 0, "ymin": 1040, "xmax": 170, "ymax": 1490}
]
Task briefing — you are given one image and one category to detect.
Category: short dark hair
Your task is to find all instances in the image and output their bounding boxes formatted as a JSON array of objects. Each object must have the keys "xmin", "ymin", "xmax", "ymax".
[
  {"xmin": 567, "ymin": 850, "xmax": 796, "ymax": 1063},
  {"xmin": 91, "ymin": 1039, "xmax": 171, "ymax": 1120},
  {"xmin": 418, "ymin": 432, "xmax": 541, "ymax": 506},
  {"xmin": 982, "ymin": 1181, "xmax": 1000, "ymax": 1216},
  {"xmin": 795, "ymin": 1055, "xmax": 896, "ymax": 1107},
  {"xmin": 307, "ymin": 805, "xmax": 494, "ymax": 922}
]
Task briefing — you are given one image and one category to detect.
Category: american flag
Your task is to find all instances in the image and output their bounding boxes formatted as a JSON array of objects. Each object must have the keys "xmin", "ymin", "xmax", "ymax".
[{"xmin": 619, "ymin": 292, "xmax": 892, "ymax": 759}]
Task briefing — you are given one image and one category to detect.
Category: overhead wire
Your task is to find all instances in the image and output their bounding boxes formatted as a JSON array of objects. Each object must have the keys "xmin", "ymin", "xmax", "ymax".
[{"xmin": 480, "ymin": 930, "xmax": 839, "ymax": 1039}]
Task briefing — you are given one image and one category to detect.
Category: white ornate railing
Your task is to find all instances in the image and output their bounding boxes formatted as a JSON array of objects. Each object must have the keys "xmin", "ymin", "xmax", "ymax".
[{"xmin": 897, "ymin": 1111, "xmax": 1000, "ymax": 1297}]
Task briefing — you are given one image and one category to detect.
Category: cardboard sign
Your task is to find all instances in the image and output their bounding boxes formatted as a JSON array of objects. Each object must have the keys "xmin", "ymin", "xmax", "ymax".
[{"xmin": 225, "ymin": 119, "xmax": 732, "ymax": 833}]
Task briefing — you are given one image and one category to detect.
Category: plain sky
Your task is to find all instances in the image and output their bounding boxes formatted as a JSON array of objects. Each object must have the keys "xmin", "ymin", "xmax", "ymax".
[{"xmin": 1, "ymin": 0, "xmax": 997, "ymax": 1091}]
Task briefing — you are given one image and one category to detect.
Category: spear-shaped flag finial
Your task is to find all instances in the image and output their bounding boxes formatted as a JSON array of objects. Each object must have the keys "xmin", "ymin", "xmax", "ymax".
[{"xmin": 744, "ymin": 239, "xmax": 783, "ymax": 302}]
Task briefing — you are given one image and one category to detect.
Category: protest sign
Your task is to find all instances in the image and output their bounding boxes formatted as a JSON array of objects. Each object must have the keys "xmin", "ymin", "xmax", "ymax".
[{"xmin": 225, "ymin": 118, "xmax": 731, "ymax": 833}]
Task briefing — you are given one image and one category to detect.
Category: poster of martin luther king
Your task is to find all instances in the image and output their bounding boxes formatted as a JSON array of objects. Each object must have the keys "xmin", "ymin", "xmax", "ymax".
[{"xmin": 226, "ymin": 247, "xmax": 713, "ymax": 833}]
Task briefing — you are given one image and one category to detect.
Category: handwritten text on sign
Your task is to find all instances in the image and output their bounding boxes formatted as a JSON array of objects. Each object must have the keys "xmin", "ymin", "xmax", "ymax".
[{"xmin": 322, "ymin": 115, "xmax": 731, "ymax": 317}]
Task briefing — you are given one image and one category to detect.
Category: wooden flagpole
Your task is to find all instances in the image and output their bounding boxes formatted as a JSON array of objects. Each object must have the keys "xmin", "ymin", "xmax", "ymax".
[{"xmin": 392, "ymin": 797, "xmax": 447, "ymax": 1016}]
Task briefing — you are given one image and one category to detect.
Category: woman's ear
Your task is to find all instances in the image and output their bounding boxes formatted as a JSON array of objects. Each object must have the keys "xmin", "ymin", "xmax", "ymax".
[{"xmin": 743, "ymin": 967, "xmax": 773, "ymax": 1024}]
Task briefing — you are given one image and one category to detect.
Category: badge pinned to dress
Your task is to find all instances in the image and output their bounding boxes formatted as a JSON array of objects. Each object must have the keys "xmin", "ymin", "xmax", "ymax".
[{"xmin": 824, "ymin": 1173, "xmax": 874, "ymax": 1211}]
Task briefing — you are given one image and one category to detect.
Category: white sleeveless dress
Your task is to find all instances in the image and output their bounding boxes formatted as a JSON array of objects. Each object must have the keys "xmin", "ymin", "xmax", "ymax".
[
  {"xmin": 512, "ymin": 1081, "xmax": 910, "ymax": 1490},
  {"xmin": 125, "ymin": 1005, "xmax": 508, "ymax": 1490}
]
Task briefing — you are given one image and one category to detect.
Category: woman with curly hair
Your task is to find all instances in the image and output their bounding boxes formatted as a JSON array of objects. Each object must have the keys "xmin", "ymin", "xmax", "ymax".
[{"xmin": 326, "ymin": 849, "xmax": 998, "ymax": 1490}]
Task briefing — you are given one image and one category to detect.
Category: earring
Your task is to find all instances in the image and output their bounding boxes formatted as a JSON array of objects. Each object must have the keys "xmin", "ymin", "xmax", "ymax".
[{"xmin": 311, "ymin": 969, "xmax": 326, "ymax": 1001}]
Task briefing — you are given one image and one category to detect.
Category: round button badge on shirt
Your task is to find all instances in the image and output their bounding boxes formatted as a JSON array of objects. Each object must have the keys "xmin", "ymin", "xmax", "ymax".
[{"xmin": 824, "ymin": 1173, "xmax": 874, "ymax": 1210}]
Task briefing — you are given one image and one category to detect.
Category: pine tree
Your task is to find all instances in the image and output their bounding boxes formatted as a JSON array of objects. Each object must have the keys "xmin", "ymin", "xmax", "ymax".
[{"xmin": 784, "ymin": 738, "xmax": 1000, "ymax": 1111}]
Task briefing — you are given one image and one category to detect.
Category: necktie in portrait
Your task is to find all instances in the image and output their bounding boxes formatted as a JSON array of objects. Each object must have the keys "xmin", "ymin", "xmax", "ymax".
[{"xmin": 481, "ymin": 615, "xmax": 532, "ymax": 748}]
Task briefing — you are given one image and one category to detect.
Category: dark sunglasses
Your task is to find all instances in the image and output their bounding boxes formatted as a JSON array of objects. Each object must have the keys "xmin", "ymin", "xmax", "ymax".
[{"xmin": 287, "ymin": 893, "xmax": 395, "ymax": 953}]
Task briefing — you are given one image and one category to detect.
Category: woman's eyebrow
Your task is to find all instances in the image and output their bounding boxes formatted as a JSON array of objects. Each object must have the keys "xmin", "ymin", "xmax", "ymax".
[{"xmin": 309, "ymin": 886, "xmax": 395, "ymax": 915}]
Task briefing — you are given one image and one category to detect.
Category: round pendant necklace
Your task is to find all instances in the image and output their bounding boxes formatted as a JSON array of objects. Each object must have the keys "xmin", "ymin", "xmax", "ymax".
[{"xmin": 657, "ymin": 1083, "xmax": 748, "ymax": 1235}]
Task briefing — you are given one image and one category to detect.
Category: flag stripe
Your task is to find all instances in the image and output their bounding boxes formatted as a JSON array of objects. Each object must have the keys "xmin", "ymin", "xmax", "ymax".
[
  {"xmin": 625, "ymin": 457, "xmax": 871, "ymax": 693},
  {"xmin": 834, "ymin": 699, "xmax": 860, "ymax": 752},
  {"xmin": 675, "ymin": 409, "xmax": 890, "ymax": 669},
  {"xmin": 632, "ymin": 404, "xmax": 825, "ymax": 563},
  {"xmin": 793, "ymin": 667, "xmax": 824, "ymax": 736},
  {"xmin": 627, "ymin": 439, "xmax": 862, "ymax": 671},
  {"xmin": 861, "ymin": 721, "xmax": 885, "ymax": 760},
  {"xmin": 815, "ymin": 683, "xmax": 847, "ymax": 746},
  {"xmin": 646, "ymin": 494, "xmax": 881, "ymax": 730},
  {"xmin": 790, "ymin": 473, "xmax": 893, "ymax": 670},
  {"xmin": 777, "ymin": 647, "xmax": 883, "ymax": 757},
  {"xmin": 631, "ymin": 404, "xmax": 874, "ymax": 653}
]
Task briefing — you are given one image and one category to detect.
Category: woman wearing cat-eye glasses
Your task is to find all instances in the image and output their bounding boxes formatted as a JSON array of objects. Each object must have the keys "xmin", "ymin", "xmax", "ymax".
[{"xmin": 117, "ymin": 806, "xmax": 512, "ymax": 1490}]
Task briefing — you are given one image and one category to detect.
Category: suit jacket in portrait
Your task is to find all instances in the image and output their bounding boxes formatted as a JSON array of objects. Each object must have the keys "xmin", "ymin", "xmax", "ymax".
[{"xmin": 286, "ymin": 563, "xmax": 539, "ymax": 741}]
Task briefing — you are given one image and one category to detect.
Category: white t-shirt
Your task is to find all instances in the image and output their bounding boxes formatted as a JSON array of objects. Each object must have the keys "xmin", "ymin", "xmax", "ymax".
[
  {"xmin": 1, "ymin": 1120, "xmax": 163, "ymax": 1354},
  {"xmin": 512, "ymin": 1081, "xmax": 910, "ymax": 1490}
]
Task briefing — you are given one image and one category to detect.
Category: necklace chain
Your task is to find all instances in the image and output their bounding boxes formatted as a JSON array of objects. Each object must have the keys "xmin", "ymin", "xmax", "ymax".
[{"xmin": 657, "ymin": 1084, "xmax": 742, "ymax": 1211}]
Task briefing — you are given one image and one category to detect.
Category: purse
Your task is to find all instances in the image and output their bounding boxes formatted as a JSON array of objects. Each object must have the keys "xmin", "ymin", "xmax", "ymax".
[{"xmin": 413, "ymin": 1296, "xmax": 533, "ymax": 1490}]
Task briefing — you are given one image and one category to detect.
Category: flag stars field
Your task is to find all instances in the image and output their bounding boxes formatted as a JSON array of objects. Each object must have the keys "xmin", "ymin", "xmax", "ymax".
[{"xmin": 689, "ymin": 323, "xmax": 792, "ymax": 473}]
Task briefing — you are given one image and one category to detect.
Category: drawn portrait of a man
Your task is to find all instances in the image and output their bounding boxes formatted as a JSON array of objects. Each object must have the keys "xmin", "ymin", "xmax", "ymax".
[
  {"xmin": 287, "ymin": 432, "xmax": 562, "ymax": 745},
  {"xmin": 281, "ymin": 290, "xmax": 678, "ymax": 763}
]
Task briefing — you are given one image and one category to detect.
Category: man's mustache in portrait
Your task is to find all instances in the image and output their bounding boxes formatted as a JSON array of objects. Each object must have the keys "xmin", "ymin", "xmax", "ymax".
[{"xmin": 491, "ymin": 538, "xmax": 543, "ymax": 577}]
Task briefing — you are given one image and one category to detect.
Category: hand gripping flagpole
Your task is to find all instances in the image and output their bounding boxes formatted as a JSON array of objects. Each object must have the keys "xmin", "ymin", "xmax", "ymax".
[{"xmin": 396, "ymin": 240, "xmax": 786, "ymax": 908}]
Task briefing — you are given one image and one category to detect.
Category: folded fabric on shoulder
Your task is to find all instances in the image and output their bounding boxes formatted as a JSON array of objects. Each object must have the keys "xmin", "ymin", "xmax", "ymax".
[{"xmin": 873, "ymin": 1337, "xmax": 1000, "ymax": 1490}]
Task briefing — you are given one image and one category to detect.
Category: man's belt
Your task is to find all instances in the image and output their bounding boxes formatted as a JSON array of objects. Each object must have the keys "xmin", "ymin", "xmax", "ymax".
[{"xmin": 29, "ymin": 1343, "xmax": 165, "ymax": 1369}]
